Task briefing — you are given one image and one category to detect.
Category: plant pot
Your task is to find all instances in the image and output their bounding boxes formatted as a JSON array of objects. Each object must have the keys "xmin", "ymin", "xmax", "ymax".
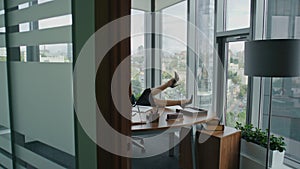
[{"xmin": 240, "ymin": 139, "xmax": 285, "ymax": 169}]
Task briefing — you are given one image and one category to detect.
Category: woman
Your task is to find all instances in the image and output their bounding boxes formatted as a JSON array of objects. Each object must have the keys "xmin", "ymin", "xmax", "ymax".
[{"xmin": 130, "ymin": 72, "xmax": 193, "ymax": 107}]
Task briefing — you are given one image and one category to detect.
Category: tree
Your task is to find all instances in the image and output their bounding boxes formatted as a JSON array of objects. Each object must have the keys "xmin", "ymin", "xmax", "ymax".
[
  {"xmin": 238, "ymin": 84, "xmax": 247, "ymax": 98},
  {"xmin": 231, "ymin": 75, "xmax": 241, "ymax": 85},
  {"xmin": 131, "ymin": 79, "xmax": 142, "ymax": 96},
  {"xmin": 237, "ymin": 111, "xmax": 246, "ymax": 125},
  {"xmin": 162, "ymin": 71, "xmax": 172, "ymax": 80},
  {"xmin": 226, "ymin": 111, "xmax": 236, "ymax": 127},
  {"xmin": 228, "ymin": 70, "xmax": 237, "ymax": 79}
]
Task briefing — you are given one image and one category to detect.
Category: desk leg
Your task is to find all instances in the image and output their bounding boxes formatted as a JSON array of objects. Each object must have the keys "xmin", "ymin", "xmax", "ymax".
[
  {"xmin": 191, "ymin": 125, "xmax": 196, "ymax": 169},
  {"xmin": 169, "ymin": 132, "xmax": 175, "ymax": 157}
]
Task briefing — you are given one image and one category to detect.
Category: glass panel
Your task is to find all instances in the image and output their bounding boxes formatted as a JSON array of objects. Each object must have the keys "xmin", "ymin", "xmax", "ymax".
[
  {"xmin": 131, "ymin": 9, "xmax": 145, "ymax": 97},
  {"xmin": 0, "ymin": 2, "xmax": 13, "ymax": 168},
  {"xmin": 39, "ymin": 14, "xmax": 72, "ymax": 30},
  {"xmin": 0, "ymin": 48, "xmax": 6, "ymax": 61},
  {"xmin": 18, "ymin": 43, "xmax": 72, "ymax": 62},
  {"xmin": 161, "ymin": 1, "xmax": 187, "ymax": 100},
  {"xmin": 9, "ymin": 63, "xmax": 75, "ymax": 169},
  {"xmin": 260, "ymin": 77, "xmax": 300, "ymax": 168},
  {"xmin": 252, "ymin": 0, "xmax": 300, "ymax": 167},
  {"xmin": 225, "ymin": 41, "xmax": 248, "ymax": 127},
  {"xmin": 295, "ymin": 16, "xmax": 300, "ymax": 38},
  {"xmin": 5, "ymin": 0, "xmax": 76, "ymax": 168},
  {"xmin": 40, "ymin": 43, "xmax": 73, "ymax": 62},
  {"xmin": 195, "ymin": 0, "xmax": 215, "ymax": 110},
  {"xmin": 226, "ymin": 0, "xmax": 251, "ymax": 30},
  {"xmin": 7, "ymin": 0, "xmax": 72, "ymax": 63},
  {"xmin": 216, "ymin": 0, "xmax": 225, "ymax": 32}
]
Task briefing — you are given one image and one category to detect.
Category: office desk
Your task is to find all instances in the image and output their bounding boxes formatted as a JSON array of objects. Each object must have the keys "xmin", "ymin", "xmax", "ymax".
[
  {"xmin": 196, "ymin": 127, "xmax": 241, "ymax": 169},
  {"xmin": 131, "ymin": 107, "xmax": 211, "ymax": 157}
]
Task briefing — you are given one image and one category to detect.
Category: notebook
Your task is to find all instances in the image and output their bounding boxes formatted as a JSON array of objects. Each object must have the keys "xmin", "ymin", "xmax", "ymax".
[{"xmin": 179, "ymin": 107, "xmax": 207, "ymax": 116}]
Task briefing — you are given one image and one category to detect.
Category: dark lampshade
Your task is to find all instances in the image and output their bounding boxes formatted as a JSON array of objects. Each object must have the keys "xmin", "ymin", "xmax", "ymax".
[{"xmin": 244, "ymin": 39, "xmax": 300, "ymax": 77}]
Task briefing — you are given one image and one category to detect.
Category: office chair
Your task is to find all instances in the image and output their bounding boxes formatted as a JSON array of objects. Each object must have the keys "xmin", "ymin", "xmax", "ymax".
[
  {"xmin": 132, "ymin": 103, "xmax": 146, "ymax": 153},
  {"xmin": 132, "ymin": 135, "xmax": 145, "ymax": 152},
  {"xmin": 131, "ymin": 87, "xmax": 156, "ymax": 153}
]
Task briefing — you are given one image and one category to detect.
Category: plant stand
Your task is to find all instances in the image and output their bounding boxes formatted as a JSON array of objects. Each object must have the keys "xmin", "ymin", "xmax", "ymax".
[{"xmin": 240, "ymin": 139, "xmax": 286, "ymax": 169}]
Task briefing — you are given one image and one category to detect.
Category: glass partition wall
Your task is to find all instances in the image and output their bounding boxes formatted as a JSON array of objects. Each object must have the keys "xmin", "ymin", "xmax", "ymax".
[
  {"xmin": 251, "ymin": 0, "xmax": 300, "ymax": 168},
  {"xmin": 0, "ymin": 0, "xmax": 13, "ymax": 168},
  {"xmin": 0, "ymin": 0, "xmax": 75, "ymax": 168}
]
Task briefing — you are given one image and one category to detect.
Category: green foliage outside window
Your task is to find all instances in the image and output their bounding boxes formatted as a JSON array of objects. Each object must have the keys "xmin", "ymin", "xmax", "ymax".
[
  {"xmin": 0, "ymin": 56, "xmax": 6, "ymax": 61},
  {"xmin": 226, "ymin": 111, "xmax": 246, "ymax": 127},
  {"xmin": 238, "ymin": 84, "xmax": 247, "ymax": 98}
]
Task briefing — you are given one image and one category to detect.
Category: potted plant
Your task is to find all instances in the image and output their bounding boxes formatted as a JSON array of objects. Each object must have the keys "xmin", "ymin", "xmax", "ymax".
[{"xmin": 235, "ymin": 122, "xmax": 286, "ymax": 169}]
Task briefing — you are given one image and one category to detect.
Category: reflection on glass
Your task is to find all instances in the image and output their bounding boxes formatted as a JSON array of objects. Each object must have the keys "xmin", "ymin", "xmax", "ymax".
[
  {"xmin": 19, "ymin": 44, "xmax": 73, "ymax": 62},
  {"xmin": 0, "ymin": 2, "xmax": 12, "ymax": 168},
  {"xmin": 226, "ymin": 41, "xmax": 248, "ymax": 127},
  {"xmin": 226, "ymin": 0, "xmax": 251, "ymax": 30},
  {"xmin": 40, "ymin": 43, "xmax": 73, "ymax": 62},
  {"xmin": 256, "ymin": 0, "xmax": 300, "ymax": 167},
  {"xmin": 261, "ymin": 77, "xmax": 300, "ymax": 167},
  {"xmin": 4, "ymin": 0, "xmax": 76, "ymax": 168},
  {"xmin": 194, "ymin": 0, "xmax": 215, "ymax": 110},
  {"xmin": 131, "ymin": 9, "xmax": 145, "ymax": 97},
  {"xmin": 39, "ymin": 14, "xmax": 72, "ymax": 30},
  {"xmin": 0, "ymin": 47, "xmax": 6, "ymax": 61},
  {"xmin": 161, "ymin": 1, "xmax": 187, "ymax": 100}
]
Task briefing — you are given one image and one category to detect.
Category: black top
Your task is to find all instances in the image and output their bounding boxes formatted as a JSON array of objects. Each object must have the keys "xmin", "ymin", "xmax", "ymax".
[{"xmin": 133, "ymin": 88, "xmax": 155, "ymax": 106}]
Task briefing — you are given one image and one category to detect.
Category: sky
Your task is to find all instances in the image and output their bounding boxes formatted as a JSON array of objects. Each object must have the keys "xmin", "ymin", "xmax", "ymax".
[{"xmin": 226, "ymin": 0, "xmax": 251, "ymax": 30}]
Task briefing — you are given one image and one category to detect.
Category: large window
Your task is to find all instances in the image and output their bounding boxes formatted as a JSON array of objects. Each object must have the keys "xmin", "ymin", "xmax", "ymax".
[
  {"xmin": 194, "ymin": 0, "xmax": 215, "ymax": 110},
  {"xmin": 131, "ymin": 9, "xmax": 145, "ymax": 97},
  {"xmin": 225, "ymin": 0, "xmax": 251, "ymax": 30},
  {"xmin": 216, "ymin": 0, "xmax": 251, "ymax": 126},
  {"xmin": 161, "ymin": 1, "xmax": 187, "ymax": 100},
  {"xmin": 251, "ymin": 0, "xmax": 300, "ymax": 167},
  {"xmin": 225, "ymin": 41, "xmax": 248, "ymax": 127},
  {"xmin": 131, "ymin": 0, "xmax": 215, "ymax": 112}
]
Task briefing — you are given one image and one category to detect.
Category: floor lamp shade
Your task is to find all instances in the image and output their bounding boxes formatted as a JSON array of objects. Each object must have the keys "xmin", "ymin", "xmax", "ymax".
[{"xmin": 244, "ymin": 39, "xmax": 300, "ymax": 77}]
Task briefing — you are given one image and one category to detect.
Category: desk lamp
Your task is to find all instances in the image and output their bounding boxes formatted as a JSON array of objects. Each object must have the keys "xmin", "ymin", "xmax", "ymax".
[{"xmin": 244, "ymin": 39, "xmax": 300, "ymax": 168}]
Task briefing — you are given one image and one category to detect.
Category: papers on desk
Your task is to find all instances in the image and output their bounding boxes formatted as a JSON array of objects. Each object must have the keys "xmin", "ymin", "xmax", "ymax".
[
  {"xmin": 132, "ymin": 106, "xmax": 152, "ymax": 125},
  {"xmin": 178, "ymin": 107, "xmax": 207, "ymax": 116},
  {"xmin": 131, "ymin": 112, "xmax": 147, "ymax": 125},
  {"xmin": 132, "ymin": 106, "xmax": 153, "ymax": 113},
  {"xmin": 165, "ymin": 105, "xmax": 183, "ymax": 110}
]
